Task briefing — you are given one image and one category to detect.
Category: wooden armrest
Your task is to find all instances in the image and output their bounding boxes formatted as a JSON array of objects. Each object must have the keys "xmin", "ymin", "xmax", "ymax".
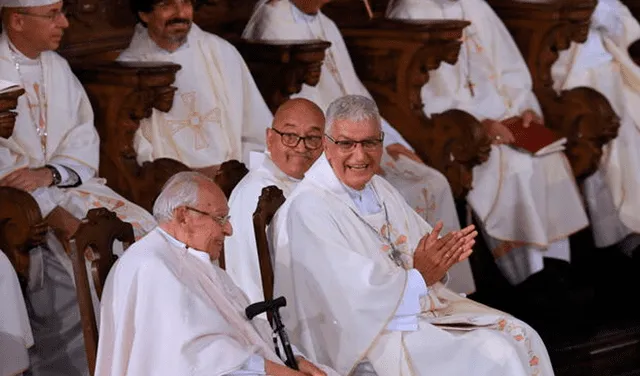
[
  {"xmin": 233, "ymin": 39, "xmax": 331, "ymax": 112},
  {"xmin": 0, "ymin": 88, "xmax": 25, "ymax": 139},
  {"xmin": 72, "ymin": 61, "xmax": 189, "ymax": 211},
  {"xmin": 490, "ymin": 0, "xmax": 619, "ymax": 178},
  {"xmin": 0, "ymin": 187, "xmax": 45, "ymax": 287},
  {"xmin": 327, "ymin": 19, "xmax": 492, "ymax": 198}
]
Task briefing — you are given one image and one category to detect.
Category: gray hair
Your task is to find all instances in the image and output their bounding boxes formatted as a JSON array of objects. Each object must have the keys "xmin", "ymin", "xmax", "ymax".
[
  {"xmin": 325, "ymin": 95, "xmax": 382, "ymax": 134},
  {"xmin": 152, "ymin": 171, "xmax": 212, "ymax": 223}
]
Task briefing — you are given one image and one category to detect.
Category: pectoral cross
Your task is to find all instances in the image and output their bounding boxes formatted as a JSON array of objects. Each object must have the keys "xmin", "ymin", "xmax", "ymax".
[{"xmin": 465, "ymin": 78, "xmax": 476, "ymax": 97}]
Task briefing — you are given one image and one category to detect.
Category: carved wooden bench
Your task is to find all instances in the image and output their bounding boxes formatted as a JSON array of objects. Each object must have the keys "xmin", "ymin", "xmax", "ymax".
[{"xmin": 489, "ymin": 0, "xmax": 621, "ymax": 179}]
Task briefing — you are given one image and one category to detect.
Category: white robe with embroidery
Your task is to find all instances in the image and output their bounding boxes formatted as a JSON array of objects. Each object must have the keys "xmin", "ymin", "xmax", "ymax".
[
  {"xmin": 225, "ymin": 152, "xmax": 300, "ymax": 304},
  {"xmin": 95, "ymin": 228, "xmax": 339, "ymax": 376},
  {"xmin": 270, "ymin": 154, "xmax": 553, "ymax": 376},
  {"xmin": 387, "ymin": 0, "xmax": 589, "ymax": 284},
  {"xmin": 552, "ymin": 0, "xmax": 640, "ymax": 249},
  {"xmin": 0, "ymin": 32, "xmax": 157, "ymax": 376},
  {"xmin": 243, "ymin": 0, "xmax": 474, "ymax": 293},
  {"xmin": 0, "ymin": 251, "xmax": 33, "ymax": 376},
  {"xmin": 118, "ymin": 24, "xmax": 272, "ymax": 168}
]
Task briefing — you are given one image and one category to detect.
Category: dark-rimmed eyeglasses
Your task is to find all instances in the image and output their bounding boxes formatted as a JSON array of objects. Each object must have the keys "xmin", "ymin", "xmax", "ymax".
[
  {"xmin": 17, "ymin": 8, "xmax": 67, "ymax": 22},
  {"xmin": 325, "ymin": 132, "xmax": 384, "ymax": 152},
  {"xmin": 270, "ymin": 127, "xmax": 323, "ymax": 150},
  {"xmin": 185, "ymin": 207, "xmax": 230, "ymax": 226}
]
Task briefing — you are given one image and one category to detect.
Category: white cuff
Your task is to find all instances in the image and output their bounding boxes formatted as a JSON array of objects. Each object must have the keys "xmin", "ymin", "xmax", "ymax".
[
  {"xmin": 225, "ymin": 354, "xmax": 266, "ymax": 375},
  {"xmin": 30, "ymin": 187, "xmax": 58, "ymax": 217}
]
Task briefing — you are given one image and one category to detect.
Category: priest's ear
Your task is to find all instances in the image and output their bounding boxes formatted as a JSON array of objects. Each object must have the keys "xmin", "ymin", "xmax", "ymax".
[{"xmin": 2, "ymin": 8, "xmax": 26, "ymax": 32}]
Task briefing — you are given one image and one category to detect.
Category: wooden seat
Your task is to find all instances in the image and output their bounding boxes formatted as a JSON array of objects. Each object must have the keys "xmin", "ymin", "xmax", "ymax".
[{"xmin": 64, "ymin": 208, "xmax": 135, "ymax": 376}]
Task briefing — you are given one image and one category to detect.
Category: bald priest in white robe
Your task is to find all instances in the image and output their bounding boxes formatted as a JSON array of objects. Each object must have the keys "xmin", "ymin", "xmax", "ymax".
[
  {"xmin": 96, "ymin": 171, "xmax": 338, "ymax": 376},
  {"xmin": 387, "ymin": 0, "xmax": 589, "ymax": 285},
  {"xmin": 118, "ymin": 0, "xmax": 273, "ymax": 176},
  {"xmin": 0, "ymin": 251, "xmax": 33, "ymax": 376},
  {"xmin": 243, "ymin": 0, "xmax": 462, "ymax": 234},
  {"xmin": 552, "ymin": 0, "xmax": 640, "ymax": 255},
  {"xmin": 271, "ymin": 95, "xmax": 554, "ymax": 376},
  {"xmin": 225, "ymin": 98, "xmax": 326, "ymax": 304},
  {"xmin": 0, "ymin": 1, "xmax": 157, "ymax": 375}
]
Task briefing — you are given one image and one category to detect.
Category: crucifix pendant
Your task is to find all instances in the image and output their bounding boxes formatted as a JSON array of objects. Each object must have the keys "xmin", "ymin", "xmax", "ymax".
[{"xmin": 465, "ymin": 79, "xmax": 476, "ymax": 97}]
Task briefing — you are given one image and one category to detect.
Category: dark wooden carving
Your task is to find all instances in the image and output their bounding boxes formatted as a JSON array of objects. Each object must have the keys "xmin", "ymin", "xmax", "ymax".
[
  {"xmin": 0, "ymin": 187, "xmax": 46, "ymax": 288},
  {"xmin": 66, "ymin": 207, "xmax": 135, "ymax": 376},
  {"xmin": 252, "ymin": 185, "xmax": 285, "ymax": 317},
  {"xmin": 317, "ymin": 17, "xmax": 491, "ymax": 198},
  {"xmin": 0, "ymin": 88, "xmax": 25, "ymax": 139},
  {"xmin": 234, "ymin": 39, "xmax": 331, "ymax": 112},
  {"xmin": 622, "ymin": 0, "xmax": 640, "ymax": 64},
  {"xmin": 489, "ymin": 0, "xmax": 620, "ymax": 179},
  {"xmin": 72, "ymin": 61, "xmax": 190, "ymax": 212}
]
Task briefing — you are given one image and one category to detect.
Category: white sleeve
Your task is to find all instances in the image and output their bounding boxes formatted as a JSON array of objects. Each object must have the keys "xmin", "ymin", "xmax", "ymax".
[
  {"xmin": 30, "ymin": 187, "xmax": 59, "ymax": 217},
  {"xmin": 591, "ymin": 0, "xmax": 623, "ymax": 39},
  {"xmin": 225, "ymin": 354, "xmax": 266, "ymax": 375},
  {"xmin": 381, "ymin": 117, "xmax": 414, "ymax": 151},
  {"xmin": 386, "ymin": 269, "xmax": 428, "ymax": 332}
]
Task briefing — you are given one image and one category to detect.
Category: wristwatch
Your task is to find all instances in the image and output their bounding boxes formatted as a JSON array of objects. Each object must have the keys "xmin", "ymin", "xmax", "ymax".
[{"xmin": 45, "ymin": 165, "xmax": 62, "ymax": 187}]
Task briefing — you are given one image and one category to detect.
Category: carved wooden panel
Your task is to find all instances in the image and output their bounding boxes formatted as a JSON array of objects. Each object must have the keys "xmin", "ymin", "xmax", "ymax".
[
  {"xmin": 490, "ymin": 0, "xmax": 620, "ymax": 178},
  {"xmin": 72, "ymin": 61, "xmax": 190, "ymax": 211},
  {"xmin": 0, "ymin": 187, "xmax": 46, "ymax": 288},
  {"xmin": 0, "ymin": 88, "xmax": 25, "ymax": 139}
]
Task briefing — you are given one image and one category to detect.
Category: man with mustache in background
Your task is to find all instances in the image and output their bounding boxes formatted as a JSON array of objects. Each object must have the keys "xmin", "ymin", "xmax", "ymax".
[{"xmin": 119, "ymin": 0, "xmax": 273, "ymax": 178}]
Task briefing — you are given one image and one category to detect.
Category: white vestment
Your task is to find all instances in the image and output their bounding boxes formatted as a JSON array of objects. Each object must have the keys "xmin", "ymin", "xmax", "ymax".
[
  {"xmin": 243, "ymin": 0, "xmax": 474, "ymax": 293},
  {"xmin": 0, "ymin": 251, "xmax": 33, "ymax": 376},
  {"xmin": 552, "ymin": 0, "xmax": 640, "ymax": 250},
  {"xmin": 387, "ymin": 0, "xmax": 589, "ymax": 284},
  {"xmin": 117, "ymin": 24, "xmax": 272, "ymax": 168},
  {"xmin": 270, "ymin": 154, "xmax": 553, "ymax": 376},
  {"xmin": 225, "ymin": 152, "xmax": 300, "ymax": 304},
  {"xmin": 95, "ymin": 228, "xmax": 339, "ymax": 376},
  {"xmin": 0, "ymin": 33, "xmax": 157, "ymax": 375}
]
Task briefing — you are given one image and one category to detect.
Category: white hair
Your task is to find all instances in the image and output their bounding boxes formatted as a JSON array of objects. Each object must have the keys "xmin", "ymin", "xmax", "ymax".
[
  {"xmin": 325, "ymin": 95, "xmax": 382, "ymax": 134},
  {"xmin": 152, "ymin": 171, "xmax": 212, "ymax": 223}
]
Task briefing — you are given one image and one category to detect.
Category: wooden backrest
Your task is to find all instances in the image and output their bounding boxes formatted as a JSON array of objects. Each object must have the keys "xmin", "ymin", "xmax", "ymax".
[
  {"xmin": 214, "ymin": 159, "xmax": 249, "ymax": 270},
  {"xmin": 0, "ymin": 187, "xmax": 46, "ymax": 289},
  {"xmin": 65, "ymin": 208, "xmax": 135, "ymax": 376},
  {"xmin": 252, "ymin": 185, "xmax": 285, "ymax": 303}
]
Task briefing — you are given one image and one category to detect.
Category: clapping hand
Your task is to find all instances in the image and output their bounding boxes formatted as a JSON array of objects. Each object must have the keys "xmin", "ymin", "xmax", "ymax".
[{"xmin": 413, "ymin": 222, "xmax": 477, "ymax": 286}]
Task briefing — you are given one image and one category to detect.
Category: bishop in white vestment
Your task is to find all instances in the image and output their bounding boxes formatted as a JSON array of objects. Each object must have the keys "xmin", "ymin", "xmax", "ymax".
[
  {"xmin": 96, "ymin": 171, "xmax": 338, "ymax": 376},
  {"xmin": 119, "ymin": 0, "xmax": 273, "ymax": 172},
  {"xmin": 0, "ymin": 2, "xmax": 157, "ymax": 374},
  {"xmin": 552, "ymin": 0, "xmax": 640, "ymax": 254},
  {"xmin": 225, "ymin": 98, "xmax": 325, "ymax": 304},
  {"xmin": 0, "ymin": 251, "xmax": 33, "ymax": 376},
  {"xmin": 387, "ymin": 0, "xmax": 589, "ymax": 285},
  {"xmin": 243, "ymin": 0, "xmax": 475, "ymax": 293},
  {"xmin": 271, "ymin": 96, "xmax": 554, "ymax": 376}
]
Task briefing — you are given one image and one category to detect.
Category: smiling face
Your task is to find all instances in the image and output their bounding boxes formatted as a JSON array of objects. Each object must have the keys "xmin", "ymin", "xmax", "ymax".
[
  {"xmin": 325, "ymin": 118, "xmax": 383, "ymax": 190},
  {"xmin": 3, "ymin": 1, "xmax": 69, "ymax": 57},
  {"xmin": 267, "ymin": 98, "xmax": 325, "ymax": 180},
  {"xmin": 138, "ymin": 0, "xmax": 193, "ymax": 52}
]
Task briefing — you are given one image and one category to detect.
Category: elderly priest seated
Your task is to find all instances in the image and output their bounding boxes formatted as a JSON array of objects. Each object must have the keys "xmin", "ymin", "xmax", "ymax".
[
  {"xmin": 271, "ymin": 95, "xmax": 554, "ymax": 376},
  {"xmin": 95, "ymin": 171, "xmax": 337, "ymax": 376}
]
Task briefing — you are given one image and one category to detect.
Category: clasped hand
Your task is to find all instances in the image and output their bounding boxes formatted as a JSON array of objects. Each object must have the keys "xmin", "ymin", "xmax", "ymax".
[
  {"xmin": 412, "ymin": 222, "xmax": 478, "ymax": 286},
  {"xmin": 482, "ymin": 109, "xmax": 543, "ymax": 145},
  {"xmin": 0, "ymin": 167, "xmax": 53, "ymax": 192}
]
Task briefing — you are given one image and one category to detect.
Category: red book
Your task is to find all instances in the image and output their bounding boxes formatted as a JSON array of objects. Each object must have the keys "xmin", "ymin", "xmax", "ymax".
[{"xmin": 502, "ymin": 117, "xmax": 566, "ymax": 156}]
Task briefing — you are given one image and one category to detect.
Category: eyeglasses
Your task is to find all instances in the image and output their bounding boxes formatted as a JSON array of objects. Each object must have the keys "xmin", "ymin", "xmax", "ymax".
[
  {"xmin": 325, "ymin": 132, "xmax": 385, "ymax": 152},
  {"xmin": 270, "ymin": 127, "xmax": 323, "ymax": 150},
  {"xmin": 185, "ymin": 207, "xmax": 231, "ymax": 226},
  {"xmin": 17, "ymin": 8, "xmax": 67, "ymax": 22}
]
